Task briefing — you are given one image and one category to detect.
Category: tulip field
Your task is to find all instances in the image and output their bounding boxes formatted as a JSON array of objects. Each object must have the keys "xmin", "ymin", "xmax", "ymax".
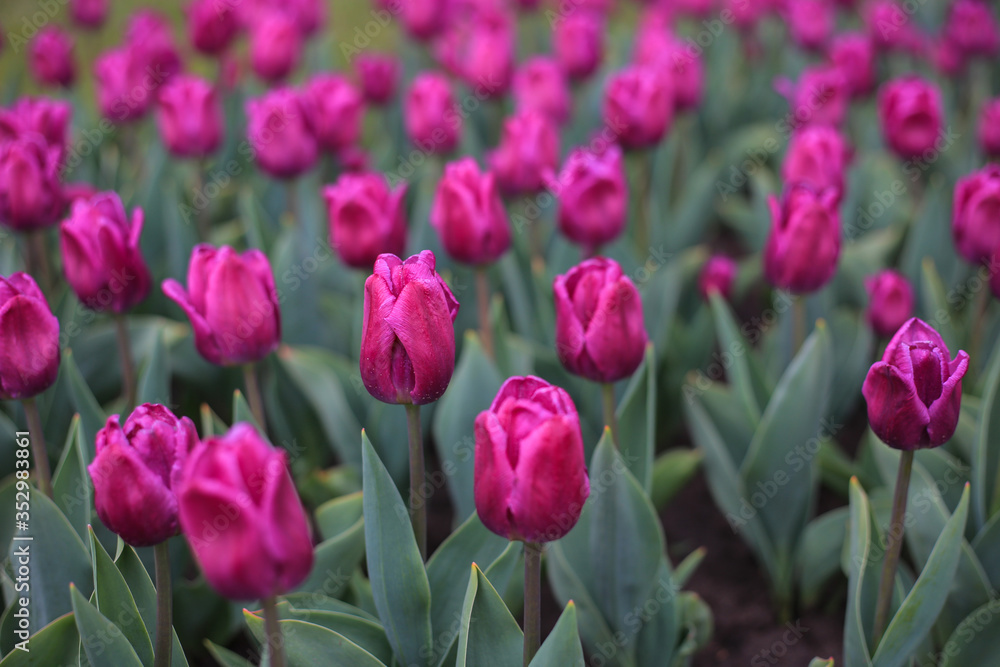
[{"xmin": 2, "ymin": 0, "xmax": 1000, "ymax": 665}]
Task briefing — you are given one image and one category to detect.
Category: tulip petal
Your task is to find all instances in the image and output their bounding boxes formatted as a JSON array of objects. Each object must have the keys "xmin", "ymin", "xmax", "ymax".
[
  {"xmin": 927, "ymin": 351, "xmax": 969, "ymax": 446},
  {"xmin": 385, "ymin": 278, "xmax": 456, "ymax": 405},
  {"xmin": 584, "ymin": 278, "xmax": 647, "ymax": 382},
  {"xmin": 884, "ymin": 317, "xmax": 949, "ymax": 362},
  {"xmin": 862, "ymin": 361, "xmax": 931, "ymax": 449},
  {"xmin": 360, "ymin": 273, "xmax": 402, "ymax": 403},
  {"xmin": 258, "ymin": 449, "xmax": 314, "ymax": 593},
  {"xmin": 162, "ymin": 278, "xmax": 223, "ymax": 365},
  {"xmin": 0, "ymin": 295, "xmax": 60, "ymax": 399},
  {"xmin": 474, "ymin": 411, "xmax": 515, "ymax": 539},
  {"xmin": 204, "ymin": 250, "xmax": 279, "ymax": 364},
  {"xmin": 553, "ymin": 274, "xmax": 586, "ymax": 370}
]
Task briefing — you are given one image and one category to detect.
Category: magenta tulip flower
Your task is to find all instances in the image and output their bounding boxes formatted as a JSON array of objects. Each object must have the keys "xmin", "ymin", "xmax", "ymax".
[
  {"xmin": 604, "ymin": 65, "xmax": 673, "ymax": 149},
  {"xmin": 71, "ymin": 0, "xmax": 109, "ymax": 28},
  {"xmin": 699, "ymin": 255, "xmax": 738, "ymax": 301},
  {"xmin": 301, "ymin": 74, "xmax": 365, "ymax": 153},
  {"xmin": 355, "ymin": 53, "xmax": 400, "ymax": 106},
  {"xmin": 249, "ymin": 10, "xmax": 302, "ymax": 82},
  {"xmin": 430, "ymin": 158, "xmax": 511, "ymax": 265},
  {"xmin": 953, "ymin": 166, "xmax": 1000, "ymax": 264},
  {"xmin": 513, "ymin": 57, "xmax": 571, "ymax": 125},
  {"xmin": 322, "ymin": 173, "xmax": 407, "ymax": 270},
  {"xmin": 156, "ymin": 75, "xmax": 224, "ymax": 159},
  {"xmin": 865, "ymin": 270, "xmax": 914, "ymax": 339},
  {"xmin": 245, "ymin": 88, "xmax": 318, "ymax": 179},
  {"xmin": 878, "ymin": 77, "xmax": 944, "ymax": 160},
  {"xmin": 404, "ymin": 72, "xmax": 461, "ymax": 154},
  {"xmin": 554, "ymin": 11, "xmax": 604, "ymax": 80},
  {"xmin": 764, "ymin": 186, "xmax": 841, "ymax": 293},
  {"xmin": 488, "ymin": 112, "xmax": 560, "ymax": 196},
  {"xmin": 0, "ymin": 272, "xmax": 60, "ymax": 400},
  {"xmin": 781, "ymin": 126, "xmax": 851, "ymax": 198},
  {"xmin": 553, "ymin": 144, "xmax": 627, "ymax": 250},
  {"xmin": 186, "ymin": 0, "xmax": 240, "ymax": 55},
  {"xmin": 979, "ymin": 98, "xmax": 1000, "ymax": 156},
  {"xmin": 29, "ymin": 27, "xmax": 75, "ymax": 88},
  {"xmin": 0, "ymin": 135, "xmax": 64, "ymax": 231}
]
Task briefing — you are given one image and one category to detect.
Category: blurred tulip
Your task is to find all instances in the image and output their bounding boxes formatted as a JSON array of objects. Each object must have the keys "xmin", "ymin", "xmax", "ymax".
[
  {"xmin": 930, "ymin": 37, "xmax": 966, "ymax": 76},
  {"xmin": 554, "ymin": 11, "xmax": 604, "ymax": 80},
  {"xmin": 952, "ymin": 166, "xmax": 1000, "ymax": 264},
  {"xmin": 71, "ymin": 0, "xmax": 109, "ymax": 28},
  {"xmin": 764, "ymin": 186, "xmax": 841, "ymax": 293},
  {"xmin": 249, "ymin": 10, "xmax": 302, "ymax": 81},
  {"xmin": 829, "ymin": 32, "xmax": 876, "ymax": 97},
  {"xmin": 162, "ymin": 245, "xmax": 281, "ymax": 366},
  {"xmin": 865, "ymin": 270, "xmax": 914, "ymax": 339},
  {"xmin": 553, "ymin": 144, "xmax": 627, "ymax": 249},
  {"xmin": 245, "ymin": 88, "xmax": 318, "ymax": 178},
  {"xmin": 866, "ymin": 1, "xmax": 918, "ymax": 51},
  {"xmin": 475, "ymin": 375, "xmax": 589, "ymax": 543},
  {"xmin": 782, "ymin": 126, "xmax": 851, "ymax": 198},
  {"xmin": 178, "ymin": 423, "xmax": 314, "ymax": 600},
  {"xmin": 360, "ymin": 250, "xmax": 460, "ymax": 405},
  {"xmin": 786, "ymin": 0, "xmax": 833, "ymax": 50},
  {"xmin": 979, "ymin": 98, "xmax": 1000, "ymax": 156},
  {"xmin": 554, "ymin": 257, "xmax": 647, "ymax": 383},
  {"xmin": 355, "ymin": 53, "xmax": 400, "ymax": 106},
  {"xmin": 776, "ymin": 66, "xmax": 849, "ymax": 128},
  {"xmin": 439, "ymin": 9, "xmax": 514, "ymax": 97},
  {"xmin": 0, "ymin": 272, "xmax": 60, "ymax": 400},
  {"xmin": 863, "ymin": 318, "xmax": 968, "ymax": 449},
  {"xmin": 878, "ymin": 77, "xmax": 943, "ymax": 159},
  {"xmin": 402, "ymin": 0, "xmax": 448, "ymax": 39},
  {"xmin": 94, "ymin": 47, "xmax": 161, "ymax": 123},
  {"xmin": 125, "ymin": 10, "xmax": 182, "ymax": 83},
  {"xmin": 322, "ymin": 173, "xmax": 407, "ymax": 270},
  {"xmin": 488, "ymin": 112, "xmax": 559, "ymax": 195},
  {"xmin": 156, "ymin": 75, "xmax": 224, "ymax": 158},
  {"xmin": 404, "ymin": 72, "xmax": 461, "ymax": 154},
  {"xmin": 284, "ymin": 0, "xmax": 325, "ymax": 35},
  {"xmin": 302, "ymin": 74, "xmax": 365, "ymax": 153},
  {"xmin": 431, "ymin": 158, "xmax": 511, "ymax": 264},
  {"xmin": 29, "ymin": 27, "xmax": 75, "ymax": 88},
  {"xmin": 2, "ymin": 98, "xmax": 72, "ymax": 154},
  {"xmin": 604, "ymin": 65, "xmax": 673, "ymax": 149},
  {"xmin": 186, "ymin": 0, "xmax": 240, "ymax": 55},
  {"xmin": 944, "ymin": 0, "xmax": 999, "ymax": 57},
  {"xmin": 513, "ymin": 57, "xmax": 571, "ymax": 125},
  {"xmin": 699, "ymin": 255, "xmax": 737, "ymax": 301},
  {"xmin": 635, "ymin": 29, "xmax": 703, "ymax": 111},
  {"xmin": 0, "ymin": 135, "xmax": 63, "ymax": 231},
  {"xmin": 89, "ymin": 405, "xmax": 198, "ymax": 546}
]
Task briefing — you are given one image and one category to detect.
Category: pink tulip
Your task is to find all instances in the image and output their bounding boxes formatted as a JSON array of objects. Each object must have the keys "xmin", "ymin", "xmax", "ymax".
[
  {"xmin": 156, "ymin": 75, "xmax": 224, "ymax": 158},
  {"xmin": 764, "ymin": 186, "xmax": 841, "ymax": 293},
  {"xmin": 513, "ymin": 57, "xmax": 571, "ymax": 125},
  {"xmin": 245, "ymin": 88, "xmax": 318, "ymax": 179},
  {"xmin": 186, "ymin": 0, "xmax": 241, "ymax": 55},
  {"xmin": 0, "ymin": 272, "xmax": 60, "ymax": 400},
  {"xmin": 553, "ymin": 144, "xmax": 627, "ymax": 249},
  {"xmin": 829, "ymin": 32, "xmax": 876, "ymax": 97},
  {"xmin": 699, "ymin": 255, "xmax": 738, "ymax": 301},
  {"xmin": 322, "ymin": 173, "xmax": 407, "ymax": 270},
  {"xmin": 404, "ymin": 72, "xmax": 461, "ymax": 154},
  {"xmin": 71, "ymin": 0, "xmax": 109, "ymax": 28},
  {"xmin": 302, "ymin": 74, "xmax": 365, "ymax": 153},
  {"xmin": 865, "ymin": 270, "xmax": 914, "ymax": 339},
  {"xmin": 554, "ymin": 11, "xmax": 604, "ymax": 80},
  {"xmin": 355, "ymin": 53, "xmax": 400, "ymax": 106},
  {"xmin": 0, "ymin": 135, "xmax": 64, "ymax": 231},
  {"xmin": 979, "ymin": 98, "xmax": 1000, "ymax": 156},
  {"xmin": 488, "ymin": 112, "xmax": 560, "ymax": 196},
  {"xmin": 952, "ymin": 166, "xmax": 1000, "ymax": 264},
  {"xmin": 249, "ymin": 10, "xmax": 302, "ymax": 81},
  {"xmin": 878, "ymin": 77, "xmax": 944, "ymax": 160},
  {"xmin": 604, "ymin": 65, "xmax": 674, "ymax": 149},
  {"xmin": 29, "ymin": 27, "xmax": 75, "ymax": 88},
  {"xmin": 781, "ymin": 126, "xmax": 851, "ymax": 198}
]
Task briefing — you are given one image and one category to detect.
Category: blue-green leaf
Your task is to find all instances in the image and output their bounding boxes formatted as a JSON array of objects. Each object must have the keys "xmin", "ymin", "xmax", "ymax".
[
  {"xmin": 455, "ymin": 564, "xmax": 522, "ymax": 667},
  {"xmin": 243, "ymin": 612, "xmax": 386, "ymax": 667},
  {"xmin": 70, "ymin": 584, "xmax": 144, "ymax": 667},
  {"xmin": 530, "ymin": 602, "xmax": 584, "ymax": 667},
  {"xmin": 0, "ymin": 612, "xmax": 78, "ymax": 666},
  {"xmin": 88, "ymin": 527, "xmax": 154, "ymax": 665}
]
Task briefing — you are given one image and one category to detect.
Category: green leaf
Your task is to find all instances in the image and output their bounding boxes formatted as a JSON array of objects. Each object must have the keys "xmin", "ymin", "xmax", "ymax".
[
  {"xmin": 615, "ymin": 344, "xmax": 657, "ymax": 491},
  {"xmin": 276, "ymin": 601, "xmax": 393, "ymax": 665},
  {"xmin": 315, "ymin": 492, "xmax": 363, "ymax": 541},
  {"xmin": 798, "ymin": 507, "xmax": 849, "ymax": 607},
  {"xmin": 70, "ymin": 583, "xmax": 144, "ymax": 667},
  {"xmin": 972, "ymin": 511, "xmax": 1000, "ymax": 590},
  {"xmin": 0, "ymin": 612, "xmax": 79, "ymax": 666},
  {"xmin": 844, "ymin": 479, "xmax": 875, "ymax": 667},
  {"xmin": 243, "ymin": 612, "xmax": 387, "ymax": 667},
  {"xmin": 456, "ymin": 564, "xmax": 522, "ymax": 667},
  {"xmin": 974, "ymin": 343, "xmax": 1000, "ymax": 526},
  {"xmin": 52, "ymin": 416, "xmax": 91, "ymax": 542},
  {"xmin": 919, "ymin": 258, "xmax": 960, "ymax": 353},
  {"xmin": 708, "ymin": 292, "xmax": 762, "ymax": 425},
  {"xmin": 634, "ymin": 559, "xmax": 680, "ymax": 667},
  {"xmin": 204, "ymin": 640, "xmax": 254, "ymax": 667},
  {"xmin": 650, "ymin": 448, "xmax": 703, "ymax": 511},
  {"xmin": 137, "ymin": 331, "xmax": 170, "ymax": 407},
  {"xmin": 939, "ymin": 599, "xmax": 1000, "ymax": 667},
  {"xmin": 63, "ymin": 349, "xmax": 107, "ymax": 462},
  {"xmin": 530, "ymin": 602, "xmax": 584, "ymax": 667},
  {"xmin": 231, "ymin": 390, "xmax": 262, "ymax": 434},
  {"xmin": 294, "ymin": 516, "xmax": 365, "ymax": 598},
  {"xmin": 361, "ymin": 431, "xmax": 433, "ymax": 667}
]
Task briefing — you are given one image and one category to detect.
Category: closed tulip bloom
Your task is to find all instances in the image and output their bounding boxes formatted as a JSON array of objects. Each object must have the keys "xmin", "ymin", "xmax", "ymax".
[
  {"xmin": 475, "ymin": 376, "xmax": 589, "ymax": 543},
  {"xmin": 830, "ymin": 33, "xmax": 876, "ymax": 97},
  {"xmin": 867, "ymin": 1, "xmax": 917, "ymax": 51},
  {"xmin": 322, "ymin": 173, "xmax": 407, "ymax": 270},
  {"xmin": 29, "ymin": 27, "xmax": 75, "ymax": 88},
  {"xmin": 763, "ymin": 186, "xmax": 841, "ymax": 293},
  {"xmin": 283, "ymin": 0, "xmax": 325, "ymax": 36},
  {"xmin": 554, "ymin": 11, "xmax": 604, "ymax": 80},
  {"xmin": 360, "ymin": 250, "xmax": 459, "ymax": 405},
  {"xmin": 865, "ymin": 270, "xmax": 914, "ymax": 338},
  {"xmin": 71, "ymin": 0, "xmax": 109, "ymax": 28},
  {"xmin": 156, "ymin": 75, "xmax": 224, "ymax": 158},
  {"xmin": 513, "ymin": 57, "xmax": 571, "ymax": 125},
  {"xmin": 162, "ymin": 245, "xmax": 281, "ymax": 366},
  {"xmin": 980, "ymin": 99, "xmax": 1000, "ymax": 156},
  {"xmin": 249, "ymin": 10, "xmax": 302, "ymax": 81},
  {"xmin": 878, "ymin": 77, "xmax": 944, "ymax": 160},
  {"xmin": 245, "ymin": 88, "xmax": 318, "ymax": 178},
  {"xmin": 604, "ymin": 65, "xmax": 673, "ymax": 149},
  {"xmin": 635, "ymin": 31, "xmax": 704, "ymax": 112},
  {"xmin": 94, "ymin": 48, "xmax": 153, "ymax": 122},
  {"xmin": 125, "ymin": 10, "xmax": 182, "ymax": 83},
  {"xmin": 944, "ymin": 0, "xmax": 999, "ymax": 57},
  {"xmin": 178, "ymin": 423, "xmax": 314, "ymax": 600},
  {"xmin": 89, "ymin": 405, "xmax": 198, "ymax": 546},
  {"xmin": 2, "ymin": 97, "xmax": 72, "ymax": 155},
  {"xmin": 431, "ymin": 158, "xmax": 511, "ymax": 265},
  {"xmin": 405, "ymin": 73, "xmax": 461, "ymax": 154},
  {"xmin": 0, "ymin": 273, "xmax": 60, "ymax": 400},
  {"xmin": 952, "ymin": 166, "xmax": 1000, "ymax": 264},
  {"xmin": 302, "ymin": 74, "xmax": 365, "ymax": 153},
  {"xmin": 699, "ymin": 255, "xmax": 738, "ymax": 301},
  {"xmin": 186, "ymin": 0, "xmax": 240, "ymax": 55},
  {"xmin": 459, "ymin": 11, "xmax": 514, "ymax": 97},
  {"xmin": 554, "ymin": 257, "xmax": 648, "ymax": 383},
  {"xmin": 786, "ymin": 0, "xmax": 833, "ymax": 50},
  {"xmin": 776, "ymin": 66, "xmax": 849, "ymax": 129},
  {"xmin": 782, "ymin": 126, "xmax": 851, "ymax": 197},
  {"xmin": 554, "ymin": 144, "xmax": 627, "ymax": 249},
  {"xmin": 402, "ymin": 0, "xmax": 448, "ymax": 40},
  {"xmin": 356, "ymin": 53, "xmax": 400, "ymax": 106},
  {"xmin": 488, "ymin": 112, "xmax": 559, "ymax": 196},
  {"xmin": 0, "ymin": 135, "xmax": 64, "ymax": 231},
  {"xmin": 862, "ymin": 318, "xmax": 969, "ymax": 450}
]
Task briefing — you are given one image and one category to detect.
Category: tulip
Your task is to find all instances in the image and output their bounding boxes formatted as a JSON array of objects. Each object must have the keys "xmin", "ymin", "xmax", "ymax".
[
  {"xmin": 94, "ymin": 48, "xmax": 155, "ymax": 123},
  {"xmin": 71, "ymin": 0, "xmax": 109, "ymax": 28},
  {"xmin": 404, "ymin": 73, "xmax": 461, "ymax": 154},
  {"xmin": 603, "ymin": 65, "xmax": 673, "ymax": 150},
  {"xmin": 177, "ymin": 423, "xmax": 314, "ymax": 599},
  {"xmin": 979, "ymin": 98, "xmax": 1000, "ymax": 156},
  {"xmin": 930, "ymin": 37, "xmax": 966, "ymax": 76},
  {"xmin": 699, "ymin": 255, "xmax": 738, "ymax": 301},
  {"xmin": 513, "ymin": 57, "xmax": 571, "ymax": 125},
  {"xmin": 283, "ymin": 0, "xmax": 325, "ymax": 36},
  {"xmin": 456, "ymin": 10, "xmax": 514, "ymax": 97},
  {"xmin": 878, "ymin": 77, "xmax": 944, "ymax": 160},
  {"xmin": 162, "ymin": 245, "xmax": 281, "ymax": 366},
  {"xmin": 488, "ymin": 112, "xmax": 559, "ymax": 196},
  {"xmin": 186, "ymin": 0, "xmax": 240, "ymax": 55},
  {"xmin": 554, "ymin": 11, "xmax": 604, "ymax": 80},
  {"xmin": 944, "ymin": 0, "xmax": 999, "ymax": 57},
  {"xmin": 322, "ymin": 173, "xmax": 407, "ymax": 270},
  {"xmin": 430, "ymin": 158, "xmax": 511, "ymax": 265},
  {"xmin": 867, "ymin": 1, "xmax": 918, "ymax": 51},
  {"xmin": 402, "ymin": 0, "xmax": 448, "ymax": 40},
  {"xmin": 249, "ymin": 10, "xmax": 302, "ymax": 82},
  {"xmin": 125, "ymin": 10, "xmax": 182, "ymax": 84},
  {"xmin": 553, "ymin": 144, "xmax": 627, "ymax": 249},
  {"xmin": 0, "ymin": 272, "xmax": 60, "ymax": 400},
  {"xmin": 781, "ymin": 126, "xmax": 851, "ymax": 197},
  {"xmin": 89, "ymin": 405, "xmax": 198, "ymax": 546},
  {"xmin": 355, "ymin": 54, "xmax": 400, "ymax": 106},
  {"xmin": 0, "ymin": 135, "xmax": 64, "ymax": 231},
  {"xmin": 301, "ymin": 74, "xmax": 365, "ymax": 153},
  {"xmin": 2, "ymin": 97, "xmax": 72, "ymax": 155},
  {"xmin": 554, "ymin": 257, "xmax": 648, "ymax": 383},
  {"xmin": 786, "ymin": 0, "xmax": 833, "ymax": 50},
  {"xmin": 29, "ymin": 27, "xmax": 75, "ymax": 88},
  {"xmin": 776, "ymin": 66, "xmax": 849, "ymax": 129},
  {"xmin": 474, "ymin": 375, "xmax": 590, "ymax": 543},
  {"xmin": 952, "ymin": 166, "xmax": 1000, "ymax": 264},
  {"xmin": 829, "ymin": 33, "xmax": 876, "ymax": 97},
  {"xmin": 763, "ymin": 186, "xmax": 841, "ymax": 293},
  {"xmin": 245, "ymin": 88, "xmax": 318, "ymax": 179},
  {"xmin": 635, "ymin": 31, "xmax": 704, "ymax": 112},
  {"xmin": 865, "ymin": 270, "xmax": 914, "ymax": 339},
  {"xmin": 863, "ymin": 318, "xmax": 968, "ymax": 449},
  {"xmin": 156, "ymin": 75, "xmax": 224, "ymax": 159}
]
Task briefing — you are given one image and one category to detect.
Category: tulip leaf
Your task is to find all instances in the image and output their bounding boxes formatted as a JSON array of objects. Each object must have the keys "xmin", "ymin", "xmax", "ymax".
[
  {"xmin": 708, "ymin": 292, "xmax": 762, "ymax": 425},
  {"xmin": 972, "ymin": 511, "xmax": 1000, "ymax": 591},
  {"xmin": 0, "ymin": 612, "xmax": 78, "ymax": 666},
  {"xmin": 243, "ymin": 612, "xmax": 386, "ymax": 667},
  {"xmin": 315, "ymin": 492, "xmax": 364, "ymax": 541},
  {"xmin": 938, "ymin": 599, "xmax": 1000, "ymax": 667},
  {"xmin": 640, "ymin": 249, "xmax": 684, "ymax": 355},
  {"xmin": 844, "ymin": 479, "xmax": 875, "ymax": 667},
  {"xmin": 529, "ymin": 602, "xmax": 584, "ymax": 667},
  {"xmin": 70, "ymin": 583, "xmax": 144, "ymax": 667},
  {"xmin": 634, "ymin": 559, "xmax": 680, "ymax": 667},
  {"xmin": 431, "ymin": 330, "xmax": 503, "ymax": 523},
  {"xmin": 361, "ymin": 431, "xmax": 433, "ymax": 667},
  {"xmin": 231, "ymin": 390, "xmax": 263, "ymax": 435},
  {"xmin": 274, "ymin": 601, "xmax": 393, "ymax": 665},
  {"xmin": 650, "ymin": 447, "xmax": 703, "ymax": 511},
  {"xmin": 918, "ymin": 257, "xmax": 960, "ymax": 354},
  {"xmin": 872, "ymin": 484, "xmax": 970, "ymax": 667},
  {"xmin": 696, "ymin": 380, "xmax": 756, "ymax": 463},
  {"xmin": 63, "ymin": 349, "xmax": 107, "ymax": 463},
  {"xmin": 204, "ymin": 641, "xmax": 254, "ymax": 667},
  {"xmin": 52, "ymin": 416, "xmax": 91, "ymax": 542},
  {"xmin": 973, "ymin": 343, "xmax": 1000, "ymax": 527},
  {"xmin": 456, "ymin": 564, "xmax": 522, "ymax": 667},
  {"xmin": 136, "ymin": 331, "xmax": 170, "ymax": 407},
  {"xmin": 294, "ymin": 516, "xmax": 365, "ymax": 599},
  {"xmin": 798, "ymin": 507, "xmax": 849, "ymax": 608},
  {"xmin": 616, "ymin": 344, "xmax": 656, "ymax": 491}
]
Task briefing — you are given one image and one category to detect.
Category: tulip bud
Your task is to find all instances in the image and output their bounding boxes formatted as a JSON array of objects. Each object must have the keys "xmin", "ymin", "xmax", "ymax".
[
  {"xmin": 0, "ymin": 135, "xmax": 64, "ymax": 231},
  {"xmin": 866, "ymin": 1, "xmax": 919, "ymax": 51},
  {"xmin": 944, "ymin": 0, "xmax": 999, "ymax": 57},
  {"xmin": 699, "ymin": 255, "xmax": 738, "ymax": 301},
  {"xmin": 71, "ymin": 0, "xmax": 109, "ymax": 28},
  {"xmin": 402, "ymin": 0, "xmax": 448, "ymax": 40},
  {"xmin": 952, "ymin": 166, "xmax": 1000, "ymax": 264},
  {"xmin": 458, "ymin": 10, "xmax": 515, "ymax": 97},
  {"xmin": 0, "ymin": 273, "xmax": 60, "ymax": 400},
  {"xmin": 829, "ymin": 32, "xmax": 876, "ymax": 97},
  {"xmin": 488, "ymin": 112, "xmax": 559, "ymax": 196},
  {"xmin": 513, "ymin": 57, "xmax": 571, "ymax": 125},
  {"xmin": 360, "ymin": 251, "xmax": 459, "ymax": 405},
  {"xmin": 249, "ymin": 10, "xmax": 302, "ymax": 82},
  {"xmin": 553, "ymin": 144, "xmax": 627, "ymax": 249},
  {"xmin": 125, "ymin": 10, "xmax": 182, "ymax": 84},
  {"xmin": 186, "ymin": 0, "xmax": 240, "ymax": 55},
  {"xmin": 554, "ymin": 257, "xmax": 648, "ymax": 383},
  {"xmin": 978, "ymin": 98, "xmax": 1000, "ymax": 157},
  {"xmin": 865, "ymin": 270, "xmax": 914, "ymax": 339},
  {"xmin": 930, "ymin": 37, "xmax": 966, "ymax": 76},
  {"xmin": 178, "ymin": 423, "xmax": 314, "ymax": 600},
  {"xmin": 474, "ymin": 376, "xmax": 589, "ymax": 543},
  {"xmin": 604, "ymin": 65, "xmax": 674, "ymax": 150},
  {"xmin": 786, "ymin": 0, "xmax": 833, "ymax": 51},
  {"xmin": 776, "ymin": 66, "xmax": 849, "ymax": 129},
  {"xmin": 781, "ymin": 126, "xmax": 851, "ymax": 197},
  {"xmin": 94, "ymin": 48, "xmax": 154, "ymax": 123},
  {"xmin": 156, "ymin": 75, "xmax": 224, "ymax": 159},
  {"xmin": 322, "ymin": 173, "xmax": 407, "ymax": 270},
  {"xmin": 29, "ymin": 27, "xmax": 75, "ymax": 88},
  {"xmin": 284, "ymin": 0, "xmax": 325, "ymax": 36},
  {"xmin": 245, "ymin": 88, "xmax": 318, "ymax": 179},
  {"xmin": 878, "ymin": 77, "xmax": 943, "ymax": 160},
  {"xmin": 302, "ymin": 74, "xmax": 365, "ymax": 153},
  {"xmin": 3, "ymin": 97, "xmax": 72, "ymax": 156},
  {"xmin": 431, "ymin": 158, "xmax": 511, "ymax": 265},
  {"xmin": 764, "ymin": 186, "xmax": 841, "ymax": 293},
  {"xmin": 89, "ymin": 405, "xmax": 198, "ymax": 546},
  {"xmin": 356, "ymin": 53, "xmax": 400, "ymax": 106},
  {"xmin": 405, "ymin": 73, "xmax": 461, "ymax": 154},
  {"xmin": 862, "ymin": 318, "xmax": 969, "ymax": 449},
  {"xmin": 162, "ymin": 245, "xmax": 281, "ymax": 366},
  {"xmin": 635, "ymin": 31, "xmax": 704, "ymax": 112},
  {"xmin": 554, "ymin": 11, "xmax": 604, "ymax": 80}
]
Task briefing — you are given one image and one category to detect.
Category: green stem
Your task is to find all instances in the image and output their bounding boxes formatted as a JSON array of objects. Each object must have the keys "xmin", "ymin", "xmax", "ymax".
[
  {"xmin": 27, "ymin": 229, "xmax": 53, "ymax": 296},
  {"xmin": 262, "ymin": 596, "xmax": 287, "ymax": 667},
  {"xmin": 523, "ymin": 541, "xmax": 542, "ymax": 666},
  {"xmin": 969, "ymin": 286, "xmax": 989, "ymax": 385},
  {"xmin": 793, "ymin": 297, "xmax": 807, "ymax": 355},
  {"xmin": 153, "ymin": 542, "xmax": 172, "ymax": 667},
  {"xmin": 285, "ymin": 181, "xmax": 298, "ymax": 226},
  {"xmin": 194, "ymin": 159, "xmax": 210, "ymax": 243},
  {"xmin": 115, "ymin": 314, "xmax": 136, "ymax": 414},
  {"xmin": 242, "ymin": 364, "xmax": 267, "ymax": 433},
  {"xmin": 601, "ymin": 383, "xmax": 620, "ymax": 449},
  {"xmin": 405, "ymin": 403, "xmax": 427, "ymax": 561},
  {"xmin": 22, "ymin": 398, "xmax": 51, "ymax": 497},
  {"xmin": 873, "ymin": 450, "xmax": 914, "ymax": 646},
  {"xmin": 476, "ymin": 267, "xmax": 494, "ymax": 360},
  {"xmin": 635, "ymin": 149, "xmax": 653, "ymax": 256}
]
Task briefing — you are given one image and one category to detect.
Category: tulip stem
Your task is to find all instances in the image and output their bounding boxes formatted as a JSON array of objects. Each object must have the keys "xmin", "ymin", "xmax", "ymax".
[
  {"xmin": 873, "ymin": 449, "xmax": 914, "ymax": 647},
  {"xmin": 262, "ymin": 596, "xmax": 287, "ymax": 667},
  {"xmin": 22, "ymin": 398, "xmax": 51, "ymax": 498},
  {"xmin": 601, "ymin": 383, "xmax": 620, "ymax": 449},
  {"xmin": 476, "ymin": 268, "xmax": 494, "ymax": 360},
  {"xmin": 153, "ymin": 541, "xmax": 173, "ymax": 667},
  {"xmin": 523, "ymin": 541, "xmax": 542, "ymax": 666},
  {"xmin": 405, "ymin": 403, "xmax": 427, "ymax": 561},
  {"xmin": 193, "ymin": 159, "xmax": 210, "ymax": 243},
  {"xmin": 26, "ymin": 229, "xmax": 54, "ymax": 297},
  {"xmin": 115, "ymin": 314, "xmax": 136, "ymax": 413},
  {"xmin": 242, "ymin": 364, "xmax": 267, "ymax": 433},
  {"xmin": 793, "ymin": 297, "xmax": 807, "ymax": 354}
]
